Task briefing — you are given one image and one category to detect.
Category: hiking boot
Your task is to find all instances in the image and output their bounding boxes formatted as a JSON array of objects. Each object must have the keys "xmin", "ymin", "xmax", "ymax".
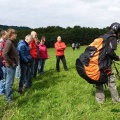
[
  {"xmin": 18, "ymin": 90, "xmax": 23, "ymax": 94},
  {"xmin": 113, "ymin": 98, "xmax": 120, "ymax": 103},
  {"xmin": 6, "ymin": 99, "xmax": 13, "ymax": 103},
  {"xmin": 65, "ymin": 69, "xmax": 68, "ymax": 71},
  {"xmin": 56, "ymin": 70, "xmax": 60, "ymax": 72}
]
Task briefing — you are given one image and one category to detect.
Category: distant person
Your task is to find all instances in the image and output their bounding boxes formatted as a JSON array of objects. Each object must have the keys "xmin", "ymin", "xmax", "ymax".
[
  {"xmin": 75, "ymin": 43, "xmax": 80, "ymax": 49},
  {"xmin": 29, "ymin": 31, "xmax": 38, "ymax": 86},
  {"xmin": 17, "ymin": 35, "xmax": 33, "ymax": 93},
  {"xmin": 0, "ymin": 30, "xmax": 7, "ymax": 95},
  {"xmin": 3, "ymin": 28, "xmax": 19, "ymax": 103},
  {"xmin": 54, "ymin": 36, "xmax": 68, "ymax": 72},
  {"xmin": 38, "ymin": 39, "xmax": 49, "ymax": 74},
  {"xmin": 72, "ymin": 43, "xmax": 75, "ymax": 50}
]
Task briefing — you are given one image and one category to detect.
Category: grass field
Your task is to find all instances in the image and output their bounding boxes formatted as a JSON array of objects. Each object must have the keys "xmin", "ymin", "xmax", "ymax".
[{"xmin": 1, "ymin": 46, "xmax": 120, "ymax": 120}]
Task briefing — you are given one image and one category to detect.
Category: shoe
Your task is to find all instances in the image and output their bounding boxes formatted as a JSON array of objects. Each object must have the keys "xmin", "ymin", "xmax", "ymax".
[
  {"xmin": 18, "ymin": 90, "xmax": 23, "ymax": 94},
  {"xmin": 113, "ymin": 98, "xmax": 120, "ymax": 103},
  {"xmin": 6, "ymin": 99, "xmax": 13, "ymax": 103},
  {"xmin": 56, "ymin": 70, "xmax": 60, "ymax": 72},
  {"xmin": 65, "ymin": 69, "xmax": 68, "ymax": 71}
]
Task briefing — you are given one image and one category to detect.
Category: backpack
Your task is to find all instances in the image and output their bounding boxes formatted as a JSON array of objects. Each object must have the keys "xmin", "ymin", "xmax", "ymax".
[{"xmin": 76, "ymin": 33, "xmax": 115, "ymax": 84}]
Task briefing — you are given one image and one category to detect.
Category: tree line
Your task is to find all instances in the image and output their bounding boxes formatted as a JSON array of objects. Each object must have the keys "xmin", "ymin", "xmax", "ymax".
[{"xmin": 0, "ymin": 25, "xmax": 108, "ymax": 48}]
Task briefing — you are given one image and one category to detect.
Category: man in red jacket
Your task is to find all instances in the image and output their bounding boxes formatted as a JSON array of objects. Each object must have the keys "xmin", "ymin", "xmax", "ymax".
[
  {"xmin": 29, "ymin": 31, "xmax": 38, "ymax": 86},
  {"xmin": 54, "ymin": 36, "xmax": 68, "ymax": 72}
]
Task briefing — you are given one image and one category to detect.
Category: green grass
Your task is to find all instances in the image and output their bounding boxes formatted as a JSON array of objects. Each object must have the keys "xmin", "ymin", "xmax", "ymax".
[{"xmin": 1, "ymin": 46, "xmax": 120, "ymax": 120}]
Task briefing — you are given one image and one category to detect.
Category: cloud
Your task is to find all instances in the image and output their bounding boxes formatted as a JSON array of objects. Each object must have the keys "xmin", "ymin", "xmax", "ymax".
[{"xmin": 0, "ymin": 0, "xmax": 120, "ymax": 28}]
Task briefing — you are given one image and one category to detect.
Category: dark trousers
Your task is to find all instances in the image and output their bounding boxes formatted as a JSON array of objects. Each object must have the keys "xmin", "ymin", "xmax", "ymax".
[
  {"xmin": 56, "ymin": 55, "xmax": 68, "ymax": 71},
  {"xmin": 19, "ymin": 63, "xmax": 30, "ymax": 90}
]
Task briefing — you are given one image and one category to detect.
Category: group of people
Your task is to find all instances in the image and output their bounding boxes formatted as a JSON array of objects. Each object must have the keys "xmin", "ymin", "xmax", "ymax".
[
  {"xmin": 0, "ymin": 29, "xmax": 68, "ymax": 103},
  {"xmin": 1, "ymin": 22, "xmax": 119, "ymax": 104},
  {"xmin": 71, "ymin": 43, "xmax": 80, "ymax": 50}
]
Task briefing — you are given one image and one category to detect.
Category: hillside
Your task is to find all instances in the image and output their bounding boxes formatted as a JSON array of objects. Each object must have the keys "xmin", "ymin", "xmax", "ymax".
[{"xmin": 0, "ymin": 24, "xmax": 31, "ymax": 31}]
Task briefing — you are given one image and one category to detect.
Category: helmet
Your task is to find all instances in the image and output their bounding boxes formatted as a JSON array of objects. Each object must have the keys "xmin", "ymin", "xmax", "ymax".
[{"xmin": 109, "ymin": 22, "xmax": 120, "ymax": 34}]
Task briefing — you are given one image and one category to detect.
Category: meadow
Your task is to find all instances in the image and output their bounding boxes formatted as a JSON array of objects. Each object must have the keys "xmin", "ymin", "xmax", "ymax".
[{"xmin": 0, "ymin": 46, "xmax": 120, "ymax": 120}]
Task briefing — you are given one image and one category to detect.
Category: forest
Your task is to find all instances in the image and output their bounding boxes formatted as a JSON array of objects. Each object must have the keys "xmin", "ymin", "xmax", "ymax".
[{"xmin": 0, "ymin": 24, "xmax": 108, "ymax": 48}]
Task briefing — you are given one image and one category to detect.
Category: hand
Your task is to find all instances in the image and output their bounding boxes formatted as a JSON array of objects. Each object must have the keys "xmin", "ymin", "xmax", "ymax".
[
  {"xmin": 27, "ymin": 63, "xmax": 31, "ymax": 66},
  {"xmin": 13, "ymin": 63, "xmax": 16, "ymax": 67}
]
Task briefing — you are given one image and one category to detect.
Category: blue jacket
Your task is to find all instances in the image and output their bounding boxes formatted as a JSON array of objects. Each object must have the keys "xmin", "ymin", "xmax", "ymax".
[{"xmin": 17, "ymin": 40, "xmax": 32, "ymax": 64}]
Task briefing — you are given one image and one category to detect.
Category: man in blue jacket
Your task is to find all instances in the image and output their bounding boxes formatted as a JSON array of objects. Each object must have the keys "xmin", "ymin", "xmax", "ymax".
[{"xmin": 17, "ymin": 35, "xmax": 33, "ymax": 93}]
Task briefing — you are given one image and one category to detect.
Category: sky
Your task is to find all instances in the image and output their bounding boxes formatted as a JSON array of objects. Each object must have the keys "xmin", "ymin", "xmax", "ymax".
[{"xmin": 0, "ymin": 0, "xmax": 120, "ymax": 29}]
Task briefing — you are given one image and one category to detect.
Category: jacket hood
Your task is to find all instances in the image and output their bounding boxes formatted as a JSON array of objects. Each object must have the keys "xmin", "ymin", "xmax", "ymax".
[{"xmin": 18, "ymin": 40, "xmax": 25, "ymax": 46}]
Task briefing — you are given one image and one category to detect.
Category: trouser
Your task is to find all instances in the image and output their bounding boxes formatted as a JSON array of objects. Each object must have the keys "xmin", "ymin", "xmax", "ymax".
[
  {"xmin": 0, "ymin": 66, "xmax": 6, "ymax": 95},
  {"xmin": 19, "ymin": 63, "xmax": 30, "ymax": 90},
  {"xmin": 5, "ymin": 66, "xmax": 16, "ymax": 101},
  {"xmin": 15, "ymin": 63, "xmax": 21, "ymax": 80},
  {"xmin": 56, "ymin": 55, "xmax": 68, "ymax": 71},
  {"xmin": 30, "ymin": 59, "xmax": 38, "ymax": 78},
  {"xmin": 95, "ymin": 73, "xmax": 119, "ymax": 103},
  {"xmin": 38, "ymin": 59, "xmax": 46, "ymax": 73}
]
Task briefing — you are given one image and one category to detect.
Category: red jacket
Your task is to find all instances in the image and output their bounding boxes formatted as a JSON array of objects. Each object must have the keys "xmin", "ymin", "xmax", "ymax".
[
  {"xmin": 54, "ymin": 41, "xmax": 66, "ymax": 56},
  {"xmin": 29, "ymin": 39, "xmax": 38, "ymax": 59}
]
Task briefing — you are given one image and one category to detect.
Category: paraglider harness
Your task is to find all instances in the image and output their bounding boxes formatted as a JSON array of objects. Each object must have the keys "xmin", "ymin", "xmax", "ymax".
[{"xmin": 93, "ymin": 61, "xmax": 120, "ymax": 90}]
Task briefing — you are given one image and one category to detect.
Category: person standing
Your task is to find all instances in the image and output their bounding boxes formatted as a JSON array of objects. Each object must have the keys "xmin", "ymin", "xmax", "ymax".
[
  {"xmin": 0, "ymin": 30, "xmax": 7, "ymax": 95},
  {"xmin": 29, "ymin": 31, "xmax": 38, "ymax": 86},
  {"xmin": 54, "ymin": 36, "xmax": 68, "ymax": 72},
  {"xmin": 38, "ymin": 39, "xmax": 49, "ymax": 74},
  {"xmin": 34, "ymin": 37, "xmax": 41, "ymax": 74},
  {"xmin": 17, "ymin": 35, "xmax": 33, "ymax": 93},
  {"xmin": 3, "ymin": 28, "xmax": 19, "ymax": 103},
  {"xmin": 95, "ymin": 22, "xmax": 120, "ymax": 103}
]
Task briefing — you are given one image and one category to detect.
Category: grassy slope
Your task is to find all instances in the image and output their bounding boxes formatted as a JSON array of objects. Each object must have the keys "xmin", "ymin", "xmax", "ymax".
[{"xmin": 0, "ymin": 46, "xmax": 120, "ymax": 120}]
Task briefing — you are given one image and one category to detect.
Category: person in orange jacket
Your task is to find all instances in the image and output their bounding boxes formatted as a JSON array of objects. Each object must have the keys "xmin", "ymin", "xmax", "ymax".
[{"xmin": 54, "ymin": 36, "xmax": 68, "ymax": 72}]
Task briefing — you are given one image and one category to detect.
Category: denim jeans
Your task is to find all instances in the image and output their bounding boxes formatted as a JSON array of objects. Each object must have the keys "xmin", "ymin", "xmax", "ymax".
[
  {"xmin": 5, "ymin": 66, "xmax": 16, "ymax": 101},
  {"xmin": 38, "ymin": 59, "xmax": 46, "ymax": 73},
  {"xmin": 19, "ymin": 63, "xmax": 30, "ymax": 90},
  {"xmin": 15, "ymin": 63, "xmax": 21, "ymax": 80},
  {"xmin": 0, "ymin": 66, "xmax": 6, "ymax": 95}
]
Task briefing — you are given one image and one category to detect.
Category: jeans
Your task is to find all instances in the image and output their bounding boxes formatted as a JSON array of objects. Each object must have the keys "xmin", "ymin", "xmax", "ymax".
[
  {"xmin": 38, "ymin": 59, "xmax": 46, "ymax": 73},
  {"xmin": 0, "ymin": 66, "xmax": 6, "ymax": 95},
  {"xmin": 56, "ymin": 55, "xmax": 68, "ymax": 71},
  {"xmin": 15, "ymin": 63, "xmax": 21, "ymax": 80},
  {"xmin": 5, "ymin": 66, "xmax": 16, "ymax": 101},
  {"xmin": 19, "ymin": 63, "xmax": 30, "ymax": 90}
]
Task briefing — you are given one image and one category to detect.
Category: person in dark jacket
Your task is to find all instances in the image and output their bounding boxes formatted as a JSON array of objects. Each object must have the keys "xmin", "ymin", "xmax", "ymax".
[
  {"xmin": 95, "ymin": 22, "xmax": 120, "ymax": 103},
  {"xmin": 3, "ymin": 28, "xmax": 19, "ymax": 103},
  {"xmin": 17, "ymin": 35, "xmax": 33, "ymax": 93}
]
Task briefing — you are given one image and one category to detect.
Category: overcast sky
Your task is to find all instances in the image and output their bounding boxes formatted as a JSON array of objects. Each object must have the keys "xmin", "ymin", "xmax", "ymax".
[{"xmin": 0, "ymin": 0, "xmax": 120, "ymax": 29}]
